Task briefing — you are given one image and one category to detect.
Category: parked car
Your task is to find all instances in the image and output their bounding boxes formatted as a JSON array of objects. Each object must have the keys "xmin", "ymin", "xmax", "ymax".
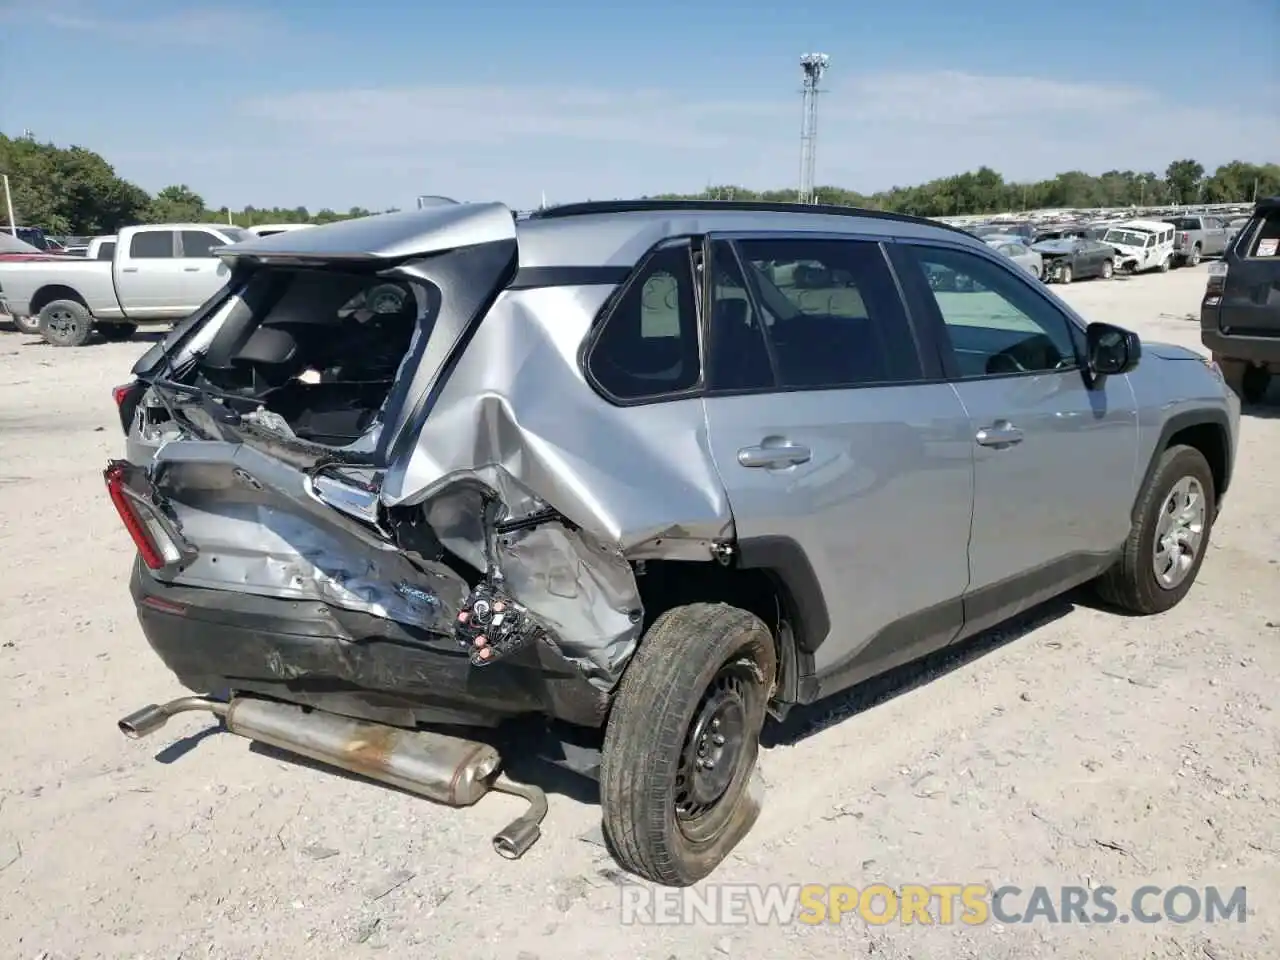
[
  {"xmin": 1, "ymin": 225, "xmax": 54, "ymax": 250},
  {"xmin": 108, "ymin": 199, "xmax": 1239, "ymax": 888},
  {"xmin": 85, "ymin": 236, "xmax": 117, "ymax": 261},
  {"xmin": 1201, "ymin": 196, "xmax": 1280, "ymax": 403},
  {"xmin": 1100, "ymin": 220, "xmax": 1176, "ymax": 274},
  {"xmin": 0, "ymin": 233, "xmax": 77, "ymax": 333},
  {"xmin": 0, "ymin": 222, "xmax": 251, "ymax": 346},
  {"xmin": 985, "ymin": 236, "xmax": 1043, "ymax": 278},
  {"xmin": 1164, "ymin": 215, "xmax": 1230, "ymax": 266},
  {"xmin": 1031, "ymin": 237, "xmax": 1116, "ymax": 283}
]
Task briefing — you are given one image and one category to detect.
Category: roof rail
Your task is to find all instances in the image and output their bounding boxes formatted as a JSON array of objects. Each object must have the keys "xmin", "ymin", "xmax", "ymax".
[{"xmin": 526, "ymin": 199, "xmax": 974, "ymax": 237}]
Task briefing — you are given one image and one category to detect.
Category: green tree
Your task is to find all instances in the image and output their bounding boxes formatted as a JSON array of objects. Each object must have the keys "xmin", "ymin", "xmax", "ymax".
[{"xmin": 1165, "ymin": 159, "xmax": 1206, "ymax": 205}]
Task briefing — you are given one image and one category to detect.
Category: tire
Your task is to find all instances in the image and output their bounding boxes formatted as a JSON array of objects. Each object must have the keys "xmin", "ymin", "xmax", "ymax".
[
  {"xmin": 1159, "ymin": 255, "xmax": 1172, "ymax": 273},
  {"xmin": 11, "ymin": 314, "xmax": 41, "ymax": 336},
  {"xmin": 1059, "ymin": 264, "xmax": 1073, "ymax": 284},
  {"xmin": 97, "ymin": 322, "xmax": 138, "ymax": 342},
  {"xmin": 1188, "ymin": 245, "xmax": 1202, "ymax": 267},
  {"xmin": 38, "ymin": 299, "xmax": 95, "ymax": 347},
  {"xmin": 1100, "ymin": 259, "xmax": 1114, "ymax": 280},
  {"xmin": 600, "ymin": 603, "xmax": 777, "ymax": 887},
  {"xmin": 1241, "ymin": 364, "xmax": 1271, "ymax": 404},
  {"xmin": 1094, "ymin": 445, "xmax": 1215, "ymax": 615},
  {"xmin": 1030, "ymin": 263, "xmax": 1041, "ymax": 281}
]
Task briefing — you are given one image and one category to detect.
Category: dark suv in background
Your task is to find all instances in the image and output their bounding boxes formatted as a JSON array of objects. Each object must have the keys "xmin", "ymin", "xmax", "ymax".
[{"xmin": 1202, "ymin": 197, "xmax": 1280, "ymax": 403}]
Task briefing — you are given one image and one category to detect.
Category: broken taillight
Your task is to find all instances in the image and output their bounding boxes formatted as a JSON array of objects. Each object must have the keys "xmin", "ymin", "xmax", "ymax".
[
  {"xmin": 103, "ymin": 461, "xmax": 182, "ymax": 569},
  {"xmin": 112, "ymin": 380, "xmax": 144, "ymax": 434}
]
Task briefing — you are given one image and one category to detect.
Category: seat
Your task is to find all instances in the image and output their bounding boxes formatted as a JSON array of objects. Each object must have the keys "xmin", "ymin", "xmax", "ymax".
[{"xmin": 709, "ymin": 298, "xmax": 773, "ymax": 391}]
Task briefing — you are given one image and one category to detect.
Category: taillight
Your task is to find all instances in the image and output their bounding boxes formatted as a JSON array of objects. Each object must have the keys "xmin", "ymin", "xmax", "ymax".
[
  {"xmin": 103, "ymin": 461, "xmax": 181, "ymax": 569},
  {"xmin": 112, "ymin": 380, "xmax": 144, "ymax": 433},
  {"xmin": 1181, "ymin": 232, "xmax": 1189, "ymax": 244},
  {"xmin": 1203, "ymin": 261, "xmax": 1228, "ymax": 305}
]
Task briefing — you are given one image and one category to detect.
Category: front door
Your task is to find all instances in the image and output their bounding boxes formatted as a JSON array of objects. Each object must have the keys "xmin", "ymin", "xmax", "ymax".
[
  {"xmin": 700, "ymin": 234, "xmax": 975, "ymax": 695},
  {"xmin": 888, "ymin": 241, "xmax": 1139, "ymax": 634}
]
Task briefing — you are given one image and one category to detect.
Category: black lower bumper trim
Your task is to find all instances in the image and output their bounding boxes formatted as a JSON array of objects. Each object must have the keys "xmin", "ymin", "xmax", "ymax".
[
  {"xmin": 1201, "ymin": 327, "xmax": 1280, "ymax": 366},
  {"xmin": 129, "ymin": 559, "xmax": 610, "ymax": 730}
]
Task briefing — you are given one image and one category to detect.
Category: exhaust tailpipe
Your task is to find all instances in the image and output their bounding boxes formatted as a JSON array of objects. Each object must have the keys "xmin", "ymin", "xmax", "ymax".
[{"xmin": 117, "ymin": 695, "xmax": 547, "ymax": 857}]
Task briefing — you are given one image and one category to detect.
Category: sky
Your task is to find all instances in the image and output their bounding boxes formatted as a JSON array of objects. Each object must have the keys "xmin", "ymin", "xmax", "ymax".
[{"xmin": 1, "ymin": 0, "xmax": 1277, "ymax": 212}]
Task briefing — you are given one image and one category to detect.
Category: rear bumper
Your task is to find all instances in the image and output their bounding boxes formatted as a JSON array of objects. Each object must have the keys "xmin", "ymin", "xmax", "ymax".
[
  {"xmin": 129, "ymin": 559, "xmax": 610, "ymax": 730},
  {"xmin": 1201, "ymin": 325, "xmax": 1280, "ymax": 366}
]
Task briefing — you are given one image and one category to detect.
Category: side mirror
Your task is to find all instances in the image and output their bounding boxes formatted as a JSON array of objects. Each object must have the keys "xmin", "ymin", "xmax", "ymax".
[{"xmin": 1086, "ymin": 322, "xmax": 1141, "ymax": 377}]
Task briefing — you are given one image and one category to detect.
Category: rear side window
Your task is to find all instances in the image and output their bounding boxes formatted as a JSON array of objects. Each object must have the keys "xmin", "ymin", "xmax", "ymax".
[
  {"xmin": 95, "ymin": 241, "xmax": 116, "ymax": 261},
  {"xmin": 179, "ymin": 230, "xmax": 225, "ymax": 258},
  {"xmin": 129, "ymin": 230, "xmax": 174, "ymax": 259},
  {"xmin": 1244, "ymin": 209, "xmax": 1280, "ymax": 258},
  {"xmin": 708, "ymin": 237, "xmax": 922, "ymax": 391},
  {"xmin": 585, "ymin": 243, "xmax": 701, "ymax": 402}
]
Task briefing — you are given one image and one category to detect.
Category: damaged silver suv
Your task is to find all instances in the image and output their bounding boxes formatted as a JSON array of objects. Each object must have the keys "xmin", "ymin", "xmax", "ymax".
[{"xmin": 108, "ymin": 199, "xmax": 1240, "ymax": 887}]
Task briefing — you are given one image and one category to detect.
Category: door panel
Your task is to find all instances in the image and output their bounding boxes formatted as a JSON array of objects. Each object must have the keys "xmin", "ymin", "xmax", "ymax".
[
  {"xmin": 116, "ymin": 230, "xmax": 184, "ymax": 315},
  {"xmin": 701, "ymin": 234, "xmax": 975, "ymax": 693},
  {"xmin": 705, "ymin": 386, "xmax": 975, "ymax": 681},
  {"xmin": 890, "ymin": 240, "xmax": 1139, "ymax": 632}
]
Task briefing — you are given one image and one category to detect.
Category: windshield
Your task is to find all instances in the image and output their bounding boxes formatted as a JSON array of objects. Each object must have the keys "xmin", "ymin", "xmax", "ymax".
[
  {"xmin": 220, "ymin": 227, "xmax": 254, "ymax": 243},
  {"xmin": 1165, "ymin": 218, "xmax": 1200, "ymax": 230},
  {"xmin": 5, "ymin": 226, "xmax": 49, "ymax": 249},
  {"xmin": 1103, "ymin": 229, "xmax": 1152, "ymax": 247}
]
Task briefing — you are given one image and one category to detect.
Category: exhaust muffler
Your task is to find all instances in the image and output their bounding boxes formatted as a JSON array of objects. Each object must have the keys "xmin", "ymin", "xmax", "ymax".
[{"xmin": 118, "ymin": 695, "xmax": 546, "ymax": 859}]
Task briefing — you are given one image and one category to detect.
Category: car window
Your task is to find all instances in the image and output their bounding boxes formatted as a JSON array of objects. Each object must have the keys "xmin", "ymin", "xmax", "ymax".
[
  {"xmin": 1244, "ymin": 209, "xmax": 1280, "ymax": 258},
  {"xmin": 708, "ymin": 236, "xmax": 922, "ymax": 391},
  {"xmin": 180, "ymin": 231, "xmax": 226, "ymax": 258},
  {"xmin": 95, "ymin": 241, "xmax": 116, "ymax": 261},
  {"xmin": 586, "ymin": 243, "xmax": 701, "ymax": 402},
  {"xmin": 129, "ymin": 230, "xmax": 174, "ymax": 259},
  {"xmin": 904, "ymin": 245, "xmax": 1078, "ymax": 380}
]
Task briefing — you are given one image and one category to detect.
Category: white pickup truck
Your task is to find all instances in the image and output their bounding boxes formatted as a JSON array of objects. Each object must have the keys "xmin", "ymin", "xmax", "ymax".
[{"xmin": 0, "ymin": 222, "xmax": 250, "ymax": 345}]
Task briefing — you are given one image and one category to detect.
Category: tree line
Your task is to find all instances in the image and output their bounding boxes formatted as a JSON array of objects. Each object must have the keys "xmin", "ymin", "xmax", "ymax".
[{"xmin": 2, "ymin": 130, "xmax": 1277, "ymax": 235}]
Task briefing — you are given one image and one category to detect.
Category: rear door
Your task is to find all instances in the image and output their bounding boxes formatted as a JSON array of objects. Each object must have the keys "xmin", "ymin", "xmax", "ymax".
[
  {"xmin": 116, "ymin": 229, "xmax": 183, "ymax": 317},
  {"xmin": 700, "ymin": 233, "xmax": 975, "ymax": 692},
  {"xmin": 1218, "ymin": 203, "xmax": 1280, "ymax": 336},
  {"xmin": 888, "ymin": 240, "xmax": 1138, "ymax": 635},
  {"xmin": 177, "ymin": 229, "xmax": 234, "ymax": 311}
]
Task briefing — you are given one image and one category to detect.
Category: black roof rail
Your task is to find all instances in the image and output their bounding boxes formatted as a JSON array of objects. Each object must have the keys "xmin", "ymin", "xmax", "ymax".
[{"xmin": 526, "ymin": 199, "xmax": 974, "ymax": 237}]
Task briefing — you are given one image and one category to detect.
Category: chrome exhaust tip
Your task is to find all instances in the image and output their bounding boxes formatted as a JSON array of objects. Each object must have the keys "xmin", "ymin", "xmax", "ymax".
[
  {"xmin": 490, "ymin": 773, "xmax": 548, "ymax": 860},
  {"xmin": 117, "ymin": 696, "xmax": 228, "ymax": 738}
]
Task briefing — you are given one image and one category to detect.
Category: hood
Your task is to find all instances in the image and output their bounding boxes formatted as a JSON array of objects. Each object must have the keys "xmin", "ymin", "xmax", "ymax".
[
  {"xmin": 1143, "ymin": 341, "xmax": 1206, "ymax": 362},
  {"xmin": 1031, "ymin": 240, "xmax": 1076, "ymax": 255}
]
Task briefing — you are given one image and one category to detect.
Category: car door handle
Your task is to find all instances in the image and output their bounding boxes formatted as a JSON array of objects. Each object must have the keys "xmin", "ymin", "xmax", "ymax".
[
  {"xmin": 975, "ymin": 422, "xmax": 1024, "ymax": 447},
  {"xmin": 183, "ymin": 267, "xmax": 201, "ymax": 272},
  {"xmin": 737, "ymin": 443, "xmax": 812, "ymax": 468},
  {"xmin": 122, "ymin": 267, "xmax": 139, "ymax": 273}
]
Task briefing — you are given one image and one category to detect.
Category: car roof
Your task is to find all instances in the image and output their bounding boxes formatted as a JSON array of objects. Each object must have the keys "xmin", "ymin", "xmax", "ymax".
[
  {"xmin": 516, "ymin": 200, "xmax": 983, "ymax": 269},
  {"xmin": 1109, "ymin": 220, "xmax": 1170, "ymax": 232}
]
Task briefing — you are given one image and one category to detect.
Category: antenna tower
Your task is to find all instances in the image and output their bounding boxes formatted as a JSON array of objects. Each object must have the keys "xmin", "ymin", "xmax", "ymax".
[{"xmin": 798, "ymin": 53, "xmax": 829, "ymax": 205}]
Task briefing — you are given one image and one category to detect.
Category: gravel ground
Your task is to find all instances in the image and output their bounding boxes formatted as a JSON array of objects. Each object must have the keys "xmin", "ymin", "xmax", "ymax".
[{"xmin": 0, "ymin": 264, "xmax": 1276, "ymax": 959}]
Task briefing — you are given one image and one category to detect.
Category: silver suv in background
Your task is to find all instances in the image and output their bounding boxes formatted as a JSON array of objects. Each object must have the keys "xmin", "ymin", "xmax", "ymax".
[{"xmin": 109, "ymin": 200, "xmax": 1240, "ymax": 887}]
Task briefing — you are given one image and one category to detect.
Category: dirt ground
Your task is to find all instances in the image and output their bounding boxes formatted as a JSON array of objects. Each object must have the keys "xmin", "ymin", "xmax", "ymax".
[{"xmin": 1, "ymin": 264, "xmax": 1276, "ymax": 960}]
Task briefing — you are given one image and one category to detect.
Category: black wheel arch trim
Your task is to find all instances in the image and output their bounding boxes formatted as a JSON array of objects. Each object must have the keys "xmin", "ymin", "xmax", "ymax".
[
  {"xmin": 734, "ymin": 535, "xmax": 830, "ymax": 655},
  {"xmin": 1134, "ymin": 408, "xmax": 1233, "ymax": 520}
]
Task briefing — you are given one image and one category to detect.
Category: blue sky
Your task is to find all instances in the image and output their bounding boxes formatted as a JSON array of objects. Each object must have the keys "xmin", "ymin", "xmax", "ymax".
[{"xmin": 1, "ymin": 0, "xmax": 1277, "ymax": 211}]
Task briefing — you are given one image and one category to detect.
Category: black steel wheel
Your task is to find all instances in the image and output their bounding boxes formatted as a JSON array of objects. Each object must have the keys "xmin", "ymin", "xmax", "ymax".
[
  {"xmin": 601, "ymin": 603, "xmax": 776, "ymax": 887},
  {"xmin": 38, "ymin": 299, "xmax": 95, "ymax": 347}
]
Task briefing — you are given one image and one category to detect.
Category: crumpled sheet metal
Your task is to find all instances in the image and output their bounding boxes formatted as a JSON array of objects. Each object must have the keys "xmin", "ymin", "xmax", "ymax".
[
  {"xmin": 152, "ymin": 441, "xmax": 469, "ymax": 633},
  {"xmin": 381, "ymin": 286, "xmax": 735, "ymax": 557}
]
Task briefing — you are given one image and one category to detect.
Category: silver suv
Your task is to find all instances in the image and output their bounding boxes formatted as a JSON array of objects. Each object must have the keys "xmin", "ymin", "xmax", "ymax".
[{"xmin": 108, "ymin": 200, "xmax": 1240, "ymax": 887}]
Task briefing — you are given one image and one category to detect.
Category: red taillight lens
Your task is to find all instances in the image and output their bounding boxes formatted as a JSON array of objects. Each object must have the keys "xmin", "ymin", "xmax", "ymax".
[
  {"xmin": 103, "ymin": 461, "xmax": 169, "ymax": 569},
  {"xmin": 112, "ymin": 382, "xmax": 134, "ymax": 408},
  {"xmin": 1181, "ymin": 232, "xmax": 1189, "ymax": 244}
]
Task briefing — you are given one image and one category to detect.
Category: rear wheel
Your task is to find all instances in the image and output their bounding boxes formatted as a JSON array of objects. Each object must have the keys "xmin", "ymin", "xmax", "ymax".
[
  {"xmin": 1159, "ymin": 255, "xmax": 1172, "ymax": 273},
  {"xmin": 601, "ymin": 603, "xmax": 776, "ymax": 886},
  {"xmin": 11, "ymin": 314, "xmax": 41, "ymax": 336},
  {"xmin": 38, "ymin": 299, "xmax": 95, "ymax": 347},
  {"xmin": 1094, "ymin": 445, "xmax": 1215, "ymax": 614},
  {"xmin": 97, "ymin": 322, "xmax": 138, "ymax": 342},
  {"xmin": 1187, "ymin": 245, "xmax": 1202, "ymax": 267},
  {"xmin": 1100, "ymin": 259, "xmax": 1114, "ymax": 280},
  {"xmin": 1059, "ymin": 264, "xmax": 1073, "ymax": 284}
]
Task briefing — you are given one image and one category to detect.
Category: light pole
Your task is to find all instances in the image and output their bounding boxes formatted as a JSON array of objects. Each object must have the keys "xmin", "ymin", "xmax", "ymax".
[{"xmin": 2, "ymin": 173, "xmax": 16, "ymax": 237}]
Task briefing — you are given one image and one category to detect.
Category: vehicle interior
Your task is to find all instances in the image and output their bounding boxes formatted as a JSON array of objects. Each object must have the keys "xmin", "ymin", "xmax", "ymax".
[{"xmin": 182, "ymin": 268, "xmax": 434, "ymax": 447}]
